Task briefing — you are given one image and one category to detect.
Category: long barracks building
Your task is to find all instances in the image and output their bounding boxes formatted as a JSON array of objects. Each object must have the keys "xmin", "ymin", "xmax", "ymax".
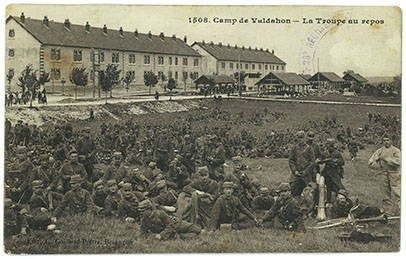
[
  {"xmin": 6, "ymin": 13, "xmax": 202, "ymax": 91},
  {"xmin": 191, "ymin": 41, "xmax": 286, "ymax": 90}
]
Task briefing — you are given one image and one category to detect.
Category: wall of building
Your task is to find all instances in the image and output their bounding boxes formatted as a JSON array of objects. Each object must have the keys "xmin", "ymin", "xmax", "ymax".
[
  {"xmin": 5, "ymin": 18, "xmax": 42, "ymax": 92},
  {"xmin": 191, "ymin": 45, "xmax": 218, "ymax": 75}
]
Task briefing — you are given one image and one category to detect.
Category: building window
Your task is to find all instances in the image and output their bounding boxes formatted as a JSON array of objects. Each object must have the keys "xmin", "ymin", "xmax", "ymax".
[
  {"xmin": 193, "ymin": 58, "xmax": 199, "ymax": 66},
  {"xmin": 175, "ymin": 57, "xmax": 179, "ymax": 66},
  {"xmin": 236, "ymin": 63, "xmax": 239, "ymax": 69},
  {"xmin": 276, "ymin": 65, "xmax": 279, "ymax": 71},
  {"xmin": 182, "ymin": 71, "xmax": 188, "ymax": 80},
  {"xmin": 281, "ymin": 66, "xmax": 284, "ymax": 71},
  {"xmin": 73, "ymin": 49, "xmax": 82, "ymax": 62},
  {"xmin": 112, "ymin": 52, "xmax": 120, "ymax": 63},
  {"xmin": 265, "ymin": 64, "xmax": 268, "ymax": 70},
  {"xmin": 221, "ymin": 62, "xmax": 226, "ymax": 69},
  {"xmin": 229, "ymin": 62, "xmax": 234, "ymax": 69},
  {"xmin": 258, "ymin": 64, "xmax": 262, "ymax": 70},
  {"xmin": 191, "ymin": 72, "xmax": 199, "ymax": 80},
  {"xmin": 245, "ymin": 64, "xmax": 248, "ymax": 69},
  {"xmin": 175, "ymin": 71, "xmax": 178, "ymax": 80},
  {"xmin": 51, "ymin": 68, "xmax": 61, "ymax": 80},
  {"xmin": 9, "ymin": 29, "xmax": 15, "ymax": 38},
  {"xmin": 100, "ymin": 52, "xmax": 105, "ymax": 63},
  {"xmin": 169, "ymin": 57, "xmax": 173, "ymax": 65},
  {"xmin": 128, "ymin": 71, "xmax": 135, "ymax": 81},
  {"xmin": 51, "ymin": 48, "xmax": 61, "ymax": 60},
  {"xmin": 168, "ymin": 71, "xmax": 173, "ymax": 79},
  {"xmin": 158, "ymin": 56, "xmax": 164, "ymax": 65},
  {"xmin": 8, "ymin": 49, "xmax": 15, "ymax": 57},
  {"xmin": 144, "ymin": 55, "xmax": 150, "ymax": 64},
  {"xmin": 182, "ymin": 57, "xmax": 188, "ymax": 66},
  {"xmin": 252, "ymin": 64, "xmax": 255, "ymax": 70},
  {"xmin": 129, "ymin": 54, "xmax": 136, "ymax": 64}
]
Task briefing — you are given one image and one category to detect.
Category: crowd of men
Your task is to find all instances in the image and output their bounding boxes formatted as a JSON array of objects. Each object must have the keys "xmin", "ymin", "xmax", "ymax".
[
  {"xmin": 5, "ymin": 89, "xmax": 48, "ymax": 107},
  {"xmin": 4, "ymin": 107, "xmax": 400, "ymax": 240}
]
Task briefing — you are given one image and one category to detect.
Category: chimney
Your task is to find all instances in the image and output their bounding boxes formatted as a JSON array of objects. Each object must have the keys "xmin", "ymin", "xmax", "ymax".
[
  {"xmin": 210, "ymin": 41, "xmax": 214, "ymax": 46},
  {"xmin": 183, "ymin": 35, "xmax": 187, "ymax": 43},
  {"xmin": 266, "ymin": 48, "xmax": 269, "ymax": 52},
  {"xmin": 119, "ymin": 27, "xmax": 124, "ymax": 37},
  {"xmin": 242, "ymin": 46, "xmax": 245, "ymax": 50},
  {"xmin": 85, "ymin": 21, "xmax": 90, "ymax": 32},
  {"xmin": 260, "ymin": 48, "xmax": 263, "ymax": 51},
  {"xmin": 64, "ymin": 19, "xmax": 71, "ymax": 30},
  {"xmin": 218, "ymin": 42, "xmax": 222, "ymax": 47},
  {"xmin": 20, "ymin": 12, "xmax": 25, "ymax": 23},
  {"xmin": 202, "ymin": 40, "xmax": 205, "ymax": 44},
  {"xmin": 248, "ymin": 46, "xmax": 251, "ymax": 50},
  {"xmin": 103, "ymin": 25, "xmax": 107, "ymax": 34},
  {"xmin": 159, "ymin": 32, "xmax": 164, "ymax": 39},
  {"xmin": 235, "ymin": 44, "xmax": 237, "ymax": 49},
  {"xmin": 172, "ymin": 34, "xmax": 176, "ymax": 40},
  {"xmin": 42, "ymin": 16, "xmax": 49, "ymax": 27},
  {"xmin": 134, "ymin": 29, "xmax": 138, "ymax": 37},
  {"xmin": 227, "ymin": 43, "xmax": 230, "ymax": 48},
  {"xmin": 148, "ymin": 31, "xmax": 152, "ymax": 39},
  {"xmin": 271, "ymin": 49, "xmax": 274, "ymax": 54}
]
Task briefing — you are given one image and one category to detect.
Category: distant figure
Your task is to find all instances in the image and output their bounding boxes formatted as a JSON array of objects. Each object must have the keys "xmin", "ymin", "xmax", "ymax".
[
  {"xmin": 89, "ymin": 108, "xmax": 94, "ymax": 120},
  {"xmin": 154, "ymin": 91, "xmax": 159, "ymax": 101}
]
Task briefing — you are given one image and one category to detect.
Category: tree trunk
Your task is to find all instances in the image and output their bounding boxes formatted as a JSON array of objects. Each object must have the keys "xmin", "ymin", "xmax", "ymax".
[
  {"xmin": 75, "ymin": 85, "xmax": 77, "ymax": 100},
  {"xmin": 149, "ymin": 85, "xmax": 151, "ymax": 94},
  {"xmin": 105, "ymin": 91, "xmax": 108, "ymax": 104},
  {"xmin": 83, "ymin": 85, "xmax": 86, "ymax": 96},
  {"xmin": 29, "ymin": 92, "xmax": 33, "ymax": 108}
]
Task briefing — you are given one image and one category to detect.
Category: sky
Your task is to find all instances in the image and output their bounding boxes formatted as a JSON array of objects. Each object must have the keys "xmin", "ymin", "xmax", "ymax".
[{"xmin": 6, "ymin": 4, "xmax": 402, "ymax": 77}]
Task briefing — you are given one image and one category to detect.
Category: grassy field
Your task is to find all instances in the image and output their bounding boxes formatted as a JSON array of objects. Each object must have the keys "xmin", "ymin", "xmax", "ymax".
[{"xmin": 4, "ymin": 99, "xmax": 401, "ymax": 253}]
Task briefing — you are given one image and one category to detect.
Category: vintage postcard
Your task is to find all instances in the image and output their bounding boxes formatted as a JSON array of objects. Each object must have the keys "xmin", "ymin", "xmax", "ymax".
[{"xmin": 3, "ymin": 4, "xmax": 401, "ymax": 253}]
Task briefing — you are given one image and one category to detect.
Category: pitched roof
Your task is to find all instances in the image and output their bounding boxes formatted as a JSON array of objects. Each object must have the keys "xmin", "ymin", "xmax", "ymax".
[
  {"xmin": 194, "ymin": 74, "xmax": 235, "ymax": 85},
  {"xmin": 7, "ymin": 16, "xmax": 200, "ymax": 57},
  {"xmin": 299, "ymin": 74, "xmax": 312, "ymax": 80},
  {"xmin": 309, "ymin": 72, "xmax": 346, "ymax": 82},
  {"xmin": 343, "ymin": 71, "xmax": 368, "ymax": 83},
  {"xmin": 256, "ymin": 72, "xmax": 310, "ymax": 86},
  {"xmin": 192, "ymin": 42, "xmax": 286, "ymax": 64}
]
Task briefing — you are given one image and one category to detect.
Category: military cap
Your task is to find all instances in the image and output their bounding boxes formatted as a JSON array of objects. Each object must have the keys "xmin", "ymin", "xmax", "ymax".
[
  {"xmin": 93, "ymin": 179, "xmax": 104, "ymax": 188},
  {"xmin": 296, "ymin": 131, "xmax": 305, "ymax": 138},
  {"xmin": 121, "ymin": 183, "xmax": 132, "ymax": 191},
  {"xmin": 107, "ymin": 179, "xmax": 117, "ymax": 186},
  {"xmin": 32, "ymin": 180, "xmax": 43, "ymax": 188},
  {"xmin": 307, "ymin": 131, "xmax": 315, "ymax": 139},
  {"xmin": 276, "ymin": 182, "xmax": 290, "ymax": 192},
  {"xmin": 138, "ymin": 199, "xmax": 153, "ymax": 210},
  {"xmin": 337, "ymin": 189, "xmax": 348, "ymax": 198},
  {"xmin": 222, "ymin": 181, "xmax": 235, "ymax": 189},
  {"xmin": 231, "ymin": 156, "xmax": 242, "ymax": 162},
  {"xmin": 113, "ymin": 151, "xmax": 122, "ymax": 157},
  {"xmin": 68, "ymin": 149, "xmax": 78, "ymax": 155},
  {"xmin": 148, "ymin": 161, "xmax": 157, "ymax": 168},
  {"xmin": 259, "ymin": 187, "xmax": 269, "ymax": 194},
  {"xmin": 70, "ymin": 174, "xmax": 83, "ymax": 184},
  {"xmin": 197, "ymin": 166, "xmax": 209, "ymax": 175}
]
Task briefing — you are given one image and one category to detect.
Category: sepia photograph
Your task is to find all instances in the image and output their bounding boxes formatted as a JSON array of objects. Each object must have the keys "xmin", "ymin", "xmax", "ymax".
[{"xmin": 2, "ymin": 2, "xmax": 402, "ymax": 254}]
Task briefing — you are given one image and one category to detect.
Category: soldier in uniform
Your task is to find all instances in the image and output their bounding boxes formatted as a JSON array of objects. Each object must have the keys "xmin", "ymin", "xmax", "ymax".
[
  {"xmin": 103, "ymin": 179, "xmax": 121, "ymax": 217},
  {"xmin": 117, "ymin": 183, "xmax": 141, "ymax": 220},
  {"xmin": 139, "ymin": 199, "xmax": 201, "ymax": 240},
  {"xmin": 103, "ymin": 151, "xmax": 129, "ymax": 183},
  {"xmin": 180, "ymin": 166, "xmax": 219, "ymax": 228},
  {"xmin": 168, "ymin": 155, "xmax": 190, "ymax": 190},
  {"xmin": 329, "ymin": 189, "xmax": 353, "ymax": 218},
  {"xmin": 57, "ymin": 149, "xmax": 90, "ymax": 193},
  {"xmin": 92, "ymin": 180, "xmax": 107, "ymax": 208},
  {"xmin": 209, "ymin": 181, "xmax": 259, "ymax": 231},
  {"xmin": 207, "ymin": 136, "xmax": 226, "ymax": 181},
  {"xmin": 252, "ymin": 187, "xmax": 275, "ymax": 213},
  {"xmin": 261, "ymin": 183, "xmax": 304, "ymax": 231},
  {"xmin": 321, "ymin": 139, "xmax": 345, "ymax": 203},
  {"xmin": 288, "ymin": 131, "xmax": 316, "ymax": 197},
  {"xmin": 76, "ymin": 127, "xmax": 96, "ymax": 182},
  {"xmin": 4, "ymin": 198, "xmax": 28, "ymax": 238},
  {"xmin": 55, "ymin": 175, "xmax": 96, "ymax": 216},
  {"xmin": 347, "ymin": 136, "xmax": 360, "ymax": 161},
  {"xmin": 27, "ymin": 180, "xmax": 56, "ymax": 230}
]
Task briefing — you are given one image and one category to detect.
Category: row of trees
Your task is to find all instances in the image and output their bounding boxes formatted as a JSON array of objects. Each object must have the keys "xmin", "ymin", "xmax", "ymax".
[{"xmin": 16, "ymin": 64, "xmax": 180, "ymax": 106}]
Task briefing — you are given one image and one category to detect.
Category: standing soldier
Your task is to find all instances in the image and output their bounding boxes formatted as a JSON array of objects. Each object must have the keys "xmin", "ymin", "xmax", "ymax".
[
  {"xmin": 347, "ymin": 136, "xmax": 359, "ymax": 161},
  {"xmin": 369, "ymin": 135, "xmax": 401, "ymax": 212},
  {"xmin": 209, "ymin": 182, "xmax": 259, "ymax": 231},
  {"xmin": 288, "ymin": 131, "xmax": 316, "ymax": 197},
  {"xmin": 321, "ymin": 139, "xmax": 345, "ymax": 203}
]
